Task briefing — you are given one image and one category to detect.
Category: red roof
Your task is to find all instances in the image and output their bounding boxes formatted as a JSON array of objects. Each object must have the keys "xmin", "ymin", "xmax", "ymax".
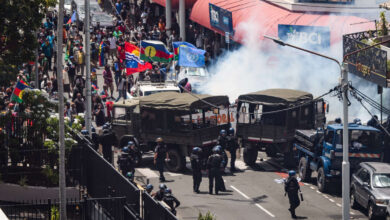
[
  {"xmin": 190, "ymin": 0, "xmax": 375, "ymax": 44},
  {"xmin": 152, "ymin": 0, "xmax": 198, "ymax": 9}
]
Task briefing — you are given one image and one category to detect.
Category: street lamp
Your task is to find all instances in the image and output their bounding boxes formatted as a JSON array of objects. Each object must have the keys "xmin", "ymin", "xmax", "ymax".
[{"xmin": 264, "ymin": 35, "xmax": 350, "ymax": 220}]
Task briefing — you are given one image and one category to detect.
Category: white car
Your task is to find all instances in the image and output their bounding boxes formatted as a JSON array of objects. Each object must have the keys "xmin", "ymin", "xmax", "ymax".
[{"xmin": 131, "ymin": 81, "xmax": 180, "ymax": 97}]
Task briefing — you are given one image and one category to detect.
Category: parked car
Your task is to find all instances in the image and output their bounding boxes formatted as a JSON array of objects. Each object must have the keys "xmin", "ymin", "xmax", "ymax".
[
  {"xmin": 91, "ymin": 12, "xmax": 114, "ymax": 29},
  {"xmin": 351, "ymin": 162, "xmax": 390, "ymax": 219}
]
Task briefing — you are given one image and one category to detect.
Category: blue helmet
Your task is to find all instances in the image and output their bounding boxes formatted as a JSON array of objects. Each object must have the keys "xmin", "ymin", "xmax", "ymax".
[
  {"xmin": 102, "ymin": 124, "xmax": 110, "ymax": 130},
  {"xmin": 122, "ymin": 146, "xmax": 129, "ymax": 153},
  {"xmin": 146, "ymin": 184, "xmax": 153, "ymax": 190},
  {"xmin": 81, "ymin": 129, "xmax": 88, "ymax": 135},
  {"xmin": 159, "ymin": 183, "xmax": 167, "ymax": 190},
  {"xmin": 220, "ymin": 129, "xmax": 226, "ymax": 136},
  {"xmin": 91, "ymin": 126, "xmax": 96, "ymax": 133},
  {"xmin": 229, "ymin": 128, "xmax": 235, "ymax": 135},
  {"xmin": 192, "ymin": 147, "xmax": 202, "ymax": 154},
  {"xmin": 212, "ymin": 145, "xmax": 222, "ymax": 153},
  {"xmin": 126, "ymin": 172, "xmax": 134, "ymax": 179},
  {"xmin": 128, "ymin": 141, "xmax": 135, "ymax": 146},
  {"xmin": 288, "ymin": 170, "xmax": 296, "ymax": 177},
  {"xmin": 165, "ymin": 188, "xmax": 172, "ymax": 194}
]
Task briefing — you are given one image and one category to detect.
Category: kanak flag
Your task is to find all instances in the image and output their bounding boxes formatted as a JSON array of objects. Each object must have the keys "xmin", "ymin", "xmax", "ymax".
[{"xmin": 125, "ymin": 42, "xmax": 152, "ymax": 75}]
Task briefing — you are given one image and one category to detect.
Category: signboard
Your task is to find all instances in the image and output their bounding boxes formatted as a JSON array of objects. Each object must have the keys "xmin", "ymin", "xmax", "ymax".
[
  {"xmin": 278, "ymin": 24, "xmax": 330, "ymax": 50},
  {"xmin": 209, "ymin": 3, "xmax": 233, "ymax": 33},
  {"xmin": 343, "ymin": 35, "xmax": 388, "ymax": 87}
]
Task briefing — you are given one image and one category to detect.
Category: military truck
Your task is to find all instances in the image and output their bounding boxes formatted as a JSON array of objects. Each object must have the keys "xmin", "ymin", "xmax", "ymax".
[
  {"xmin": 236, "ymin": 89, "xmax": 327, "ymax": 166},
  {"xmin": 111, "ymin": 92, "xmax": 230, "ymax": 172}
]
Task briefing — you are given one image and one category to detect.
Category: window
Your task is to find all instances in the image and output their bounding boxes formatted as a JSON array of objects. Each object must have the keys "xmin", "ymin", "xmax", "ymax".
[
  {"xmin": 373, "ymin": 174, "xmax": 390, "ymax": 188},
  {"xmin": 325, "ymin": 130, "xmax": 334, "ymax": 144},
  {"xmin": 357, "ymin": 168, "xmax": 371, "ymax": 184}
]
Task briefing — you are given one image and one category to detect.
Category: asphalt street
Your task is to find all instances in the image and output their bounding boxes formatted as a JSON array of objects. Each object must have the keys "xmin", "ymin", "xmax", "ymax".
[{"xmin": 131, "ymin": 152, "xmax": 370, "ymax": 220}]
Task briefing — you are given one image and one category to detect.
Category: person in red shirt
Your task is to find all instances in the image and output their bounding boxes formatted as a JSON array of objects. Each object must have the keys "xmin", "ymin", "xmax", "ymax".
[
  {"xmin": 106, "ymin": 100, "xmax": 113, "ymax": 120},
  {"xmin": 117, "ymin": 45, "xmax": 126, "ymax": 62}
]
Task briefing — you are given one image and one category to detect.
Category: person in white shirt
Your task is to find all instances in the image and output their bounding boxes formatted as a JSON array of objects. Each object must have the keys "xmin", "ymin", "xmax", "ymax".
[{"xmin": 108, "ymin": 35, "xmax": 117, "ymax": 61}]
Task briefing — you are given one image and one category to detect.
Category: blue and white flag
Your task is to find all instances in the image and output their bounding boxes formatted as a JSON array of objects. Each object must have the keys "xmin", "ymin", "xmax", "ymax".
[{"xmin": 177, "ymin": 46, "xmax": 206, "ymax": 68}]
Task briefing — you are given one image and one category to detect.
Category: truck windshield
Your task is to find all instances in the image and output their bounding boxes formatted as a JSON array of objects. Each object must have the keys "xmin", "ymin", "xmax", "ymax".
[
  {"xmin": 335, "ymin": 130, "xmax": 381, "ymax": 150},
  {"xmin": 373, "ymin": 174, "xmax": 390, "ymax": 188}
]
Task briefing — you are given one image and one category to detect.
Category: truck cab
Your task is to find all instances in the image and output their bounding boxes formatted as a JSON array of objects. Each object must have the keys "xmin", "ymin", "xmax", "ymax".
[{"xmin": 295, "ymin": 123, "xmax": 384, "ymax": 192}]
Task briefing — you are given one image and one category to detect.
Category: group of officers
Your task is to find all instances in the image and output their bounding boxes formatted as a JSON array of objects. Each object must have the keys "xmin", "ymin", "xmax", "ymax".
[{"xmin": 91, "ymin": 124, "xmax": 301, "ymax": 218}]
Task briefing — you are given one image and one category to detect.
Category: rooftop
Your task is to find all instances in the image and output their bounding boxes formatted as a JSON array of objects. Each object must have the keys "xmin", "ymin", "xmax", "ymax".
[{"xmin": 362, "ymin": 162, "xmax": 390, "ymax": 173}]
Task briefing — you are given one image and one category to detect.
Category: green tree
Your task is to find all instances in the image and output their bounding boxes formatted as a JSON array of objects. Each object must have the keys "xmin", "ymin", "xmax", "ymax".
[{"xmin": 0, "ymin": 0, "xmax": 57, "ymax": 86}]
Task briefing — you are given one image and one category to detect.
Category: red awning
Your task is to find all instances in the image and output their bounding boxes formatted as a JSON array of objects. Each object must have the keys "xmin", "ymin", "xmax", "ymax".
[
  {"xmin": 190, "ymin": 0, "xmax": 375, "ymax": 44},
  {"xmin": 153, "ymin": 0, "xmax": 198, "ymax": 9}
]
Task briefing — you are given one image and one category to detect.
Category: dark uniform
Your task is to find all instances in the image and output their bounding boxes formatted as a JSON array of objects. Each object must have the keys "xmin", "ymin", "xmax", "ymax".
[
  {"xmin": 217, "ymin": 135, "xmax": 228, "ymax": 169},
  {"xmin": 154, "ymin": 144, "xmax": 167, "ymax": 182},
  {"xmin": 285, "ymin": 176, "xmax": 300, "ymax": 218},
  {"xmin": 91, "ymin": 130, "xmax": 99, "ymax": 151},
  {"xmin": 227, "ymin": 135, "xmax": 238, "ymax": 172},
  {"xmin": 207, "ymin": 153, "xmax": 223, "ymax": 194},
  {"xmin": 99, "ymin": 129, "xmax": 116, "ymax": 163},
  {"xmin": 163, "ymin": 192, "xmax": 180, "ymax": 215},
  {"xmin": 117, "ymin": 152, "xmax": 135, "ymax": 176},
  {"xmin": 190, "ymin": 152, "xmax": 202, "ymax": 193},
  {"xmin": 154, "ymin": 189, "xmax": 165, "ymax": 201}
]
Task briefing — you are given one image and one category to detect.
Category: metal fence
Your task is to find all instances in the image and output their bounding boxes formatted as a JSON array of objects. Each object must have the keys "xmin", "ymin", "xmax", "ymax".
[
  {"xmin": 142, "ymin": 192, "xmax": 178, "ymax": 220},
  {"xmin": 0, "ymin": 197, "xmax": 126, "ymax": 220}
]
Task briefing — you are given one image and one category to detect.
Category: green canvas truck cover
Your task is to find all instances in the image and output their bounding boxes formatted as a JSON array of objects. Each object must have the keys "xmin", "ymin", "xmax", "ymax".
[{"xmin": 238, "ymin": 89, "xmax": 313, "ymax": 107}]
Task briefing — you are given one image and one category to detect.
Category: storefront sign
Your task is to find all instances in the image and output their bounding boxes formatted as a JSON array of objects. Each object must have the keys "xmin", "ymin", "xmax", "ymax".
[
  {"xmin": 209, "ymin": 3, "xmax": 233, "ymax": 33},
  {"xmin": 278, "ymin": 24, "xmax": 330, "ymax": 49},
  {"xmin": 343, "ymin": 34, "xmax": 388, "ymax": 87}
]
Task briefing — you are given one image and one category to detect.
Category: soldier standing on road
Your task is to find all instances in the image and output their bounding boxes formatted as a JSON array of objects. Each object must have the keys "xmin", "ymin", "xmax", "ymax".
[
  {"xmin": 227, "ymin": 128, "xmax": 238, "ymax": 172},
  {"xmin": 154, "ymin": 137, "xmax": 169, "ymax": 182},
  {"xmin": 190, "ymin": 147, "xmax": 203, "ymax": 193},
  {"xmin": 217, "ymin": 129, "xmax": 228, "ymax": 170},
  {"xmin": 163, "ymin": 188, "xmax": 180, "ymax": 216},
  {"xmin": 207, "ymin": 146, "xmax": 223, "ymax": 195},
  {"xmin": 285, "ymin": 170, "xmax": 300, "ymax": 219}
]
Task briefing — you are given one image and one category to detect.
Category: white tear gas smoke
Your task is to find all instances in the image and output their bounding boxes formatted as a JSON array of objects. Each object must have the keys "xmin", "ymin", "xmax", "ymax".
[{"xmin": 200, "ymin": 18, "xmax": 388, "ymax": 123}]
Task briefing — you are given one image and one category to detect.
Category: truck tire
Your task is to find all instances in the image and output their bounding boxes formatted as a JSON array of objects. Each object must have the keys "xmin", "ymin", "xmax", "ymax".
[
  {"xmin": 265, "ymin": 146, "xmax": 277, "ymax": 158},
  {"xmin": 298, "ymin": 157, "xmax": 311, "ymax": 182},
  {"xmin": 166, "ymin": 149, "xmax": 185, "ymax": 172},
  {"xmin": 243, "ymin": 143, "xmax": 258, "ymax": 166},
  {"xmin": 317, "ymin": 167, "xmax": 327, "ymax": 192},
  {"xmin": 350, "ymin": 189, "xmax": 359, "ymax": 209},
  {"xmin": 283, "ymin": 152, "xmax": 295, "ymax": 168}
]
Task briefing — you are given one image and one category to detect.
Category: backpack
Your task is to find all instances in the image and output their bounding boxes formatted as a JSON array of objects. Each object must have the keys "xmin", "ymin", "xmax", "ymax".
[{"xmin": 77, "ymin": 51, "xmax": 84, "ymax": 65}]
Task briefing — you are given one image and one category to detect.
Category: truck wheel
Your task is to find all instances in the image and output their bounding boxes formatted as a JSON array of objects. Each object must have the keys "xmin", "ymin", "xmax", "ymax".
[
  {"xmin": 243, "ymin": 143, "xmax": 258, "ymax": 166},
  {"xmin": 283, "ymin": 152, "xmax": 295, "ymax": 168},
  {"xmin": 317, "ymin": 167, "xmax": 327, "ymax": 192},
  {"xmin": 166, "ymin": 149, "xmax": 185, "ymax": 172},
  {"xmin": 298, "ymin": 157, "xmax": 311, "ymax": 182}
]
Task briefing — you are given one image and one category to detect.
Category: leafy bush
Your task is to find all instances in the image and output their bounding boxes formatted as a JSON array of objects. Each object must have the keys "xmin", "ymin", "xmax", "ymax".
[{"xmin": 198, "ymin": 211, "xmax": 216, "ymax": 220}]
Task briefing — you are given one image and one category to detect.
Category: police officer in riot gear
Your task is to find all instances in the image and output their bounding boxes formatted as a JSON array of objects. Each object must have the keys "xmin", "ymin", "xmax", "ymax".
[
  {"xmin": 227, "ymin": 128, "xmax": 238, "ymax": 172},
  {"xmin": 190, "ymin": 147, "xmax": 203, "ymax": 193},
  {"xmin": 285, "ymin": 170, "xmax": 300, "ymax": 219},
  {"xmin": 217, "ymin": 129, "xmax": 228, "ymax": 169},
  {"xmin": 154, "ymin": 183, "xmax": 167, "ymax": 201},
  {"xmin": 99, "ymin": 124, "xmax": 117, "ymax": 164},
  {"xmin": 145, "ymin": 184, "xmax": 154, "ymax": 194},
  {"xmin": 117, "ymin": 146, "xmax": 135, "ymax": 176},
  {"xmin": 91, "ymin": 126, "xmax": 99, "ymax": 151},
  {"xmin": 154, "ymin": 137, "xmax": 169, "ymax": 182},
  {"xmin": 207, "ymin": 146, "xmax": 223, "ymax": 195},
  {"xmin": 163, "ymin": 188, "xmax": 180, "ymax": 215}
]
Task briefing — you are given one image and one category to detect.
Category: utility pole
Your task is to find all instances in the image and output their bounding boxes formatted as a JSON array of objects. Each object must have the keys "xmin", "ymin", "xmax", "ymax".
[
  {"xmin": 341, "ymin": 64, "xmax": 350, "ymax": 220},
  {"xmin": 56, "ymin": 0, "xmax": 67, "ymax": 219},
  {"xmin": 35, "ymin": 29, "xmax": 39, "ymax": 89},
  {"xmin": 165, "ymin": 0, "xmax": 172, "ymax": 36},
  {"xmin": 85, "ymin": 0, "xmax": 92, "ymax": 137},
  {"xmin": 179, "ymin": 0, "xmax": 185, "ymax": 41}
]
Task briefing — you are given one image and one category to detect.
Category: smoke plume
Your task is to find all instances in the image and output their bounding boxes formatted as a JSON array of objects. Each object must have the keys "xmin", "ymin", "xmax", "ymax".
[{"xmin": 201, "ymin": 18, "xmax": 387, "ymax": 123}]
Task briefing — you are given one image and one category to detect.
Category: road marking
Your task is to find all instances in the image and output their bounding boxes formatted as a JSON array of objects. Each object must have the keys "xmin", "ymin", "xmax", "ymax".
[
  {"xmin": 310, "ymin": 186, "xmax": 315, "ymax": 190},
  {"xmin": 329, "ymin": 199, "xmax": 335, "ymax": 203},
  {"xmin": 316, "ymin": 190, "xmax": 321, "ymax": 194},
  {"xmin": 166, "ymin": 172, "xmax": 183, "ymax": 177},
  {"xmin": 350, "ymin": 211, "xmax": 355, "ymax": 215},
  {"xmin": 136, "ymin": 168, "xmax": 159, "ymax": 178},
  {"xmin": 323, "ymin": 195, "xmax": 329, "ymax": 199},
  {"xmin": 230, "ymin": 185, "xmax": 275, "ymax": 218},
  {"xmin": 336, "ymin": 203, "xmax": 342, "ymax": 207},
  {"xmin": 303, "ymin": 183, "xmax": 309, "ymax": 186}
]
